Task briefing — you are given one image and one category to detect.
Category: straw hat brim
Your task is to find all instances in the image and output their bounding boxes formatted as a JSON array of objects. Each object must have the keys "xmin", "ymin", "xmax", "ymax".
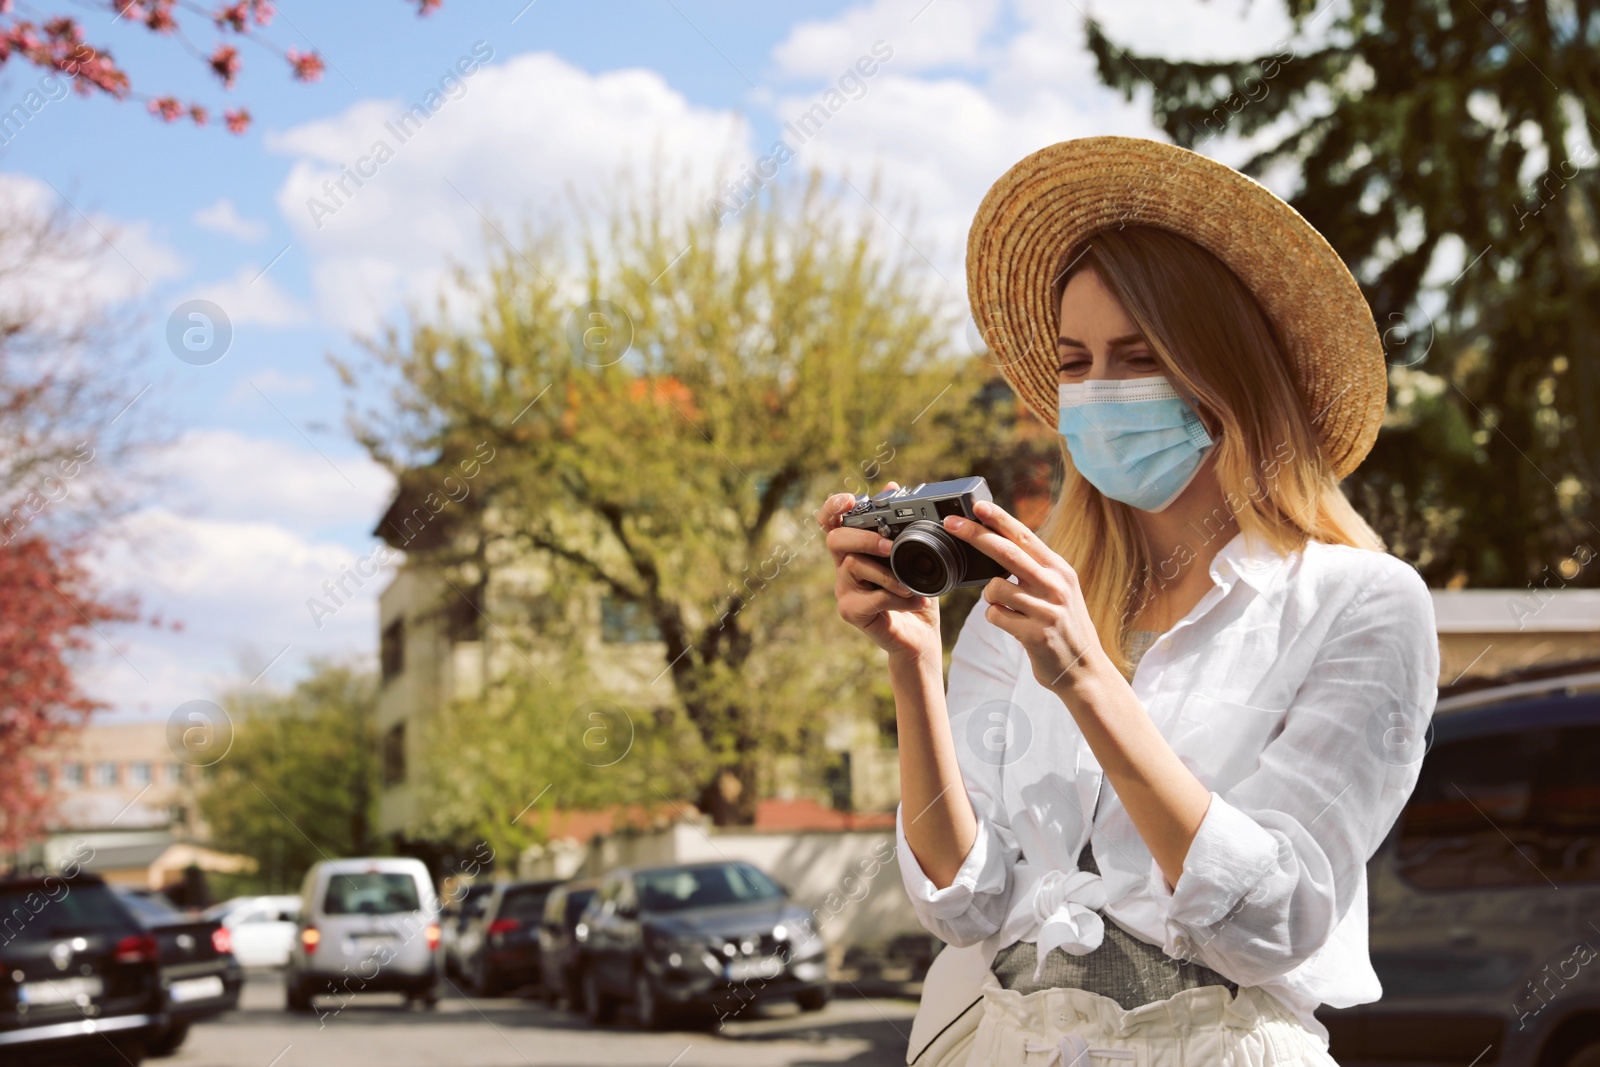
[{"xmin": 966, "ymin": 136, "xmax": 1386, "ymax": 480}]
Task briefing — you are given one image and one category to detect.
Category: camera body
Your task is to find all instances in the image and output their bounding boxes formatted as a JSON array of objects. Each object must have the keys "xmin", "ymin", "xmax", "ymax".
[{"xmin": 839, "ymin": 476, "xmax": 1010, "ymax": 597}]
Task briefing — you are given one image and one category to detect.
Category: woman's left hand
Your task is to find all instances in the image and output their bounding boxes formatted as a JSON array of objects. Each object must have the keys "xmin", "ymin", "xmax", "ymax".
[{"xmin": 943, "ymin": 500, "xmax": 1111, "ymax": 695}]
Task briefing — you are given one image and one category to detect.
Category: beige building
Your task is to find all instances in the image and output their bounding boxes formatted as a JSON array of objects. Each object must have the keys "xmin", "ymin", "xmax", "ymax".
[
  {"xmin": 28, "ymin": 720, "xmax": 251, "ymax": 893},
  {"xmin": 369, "ymin": 489, "xmax": 900, "ymax": 842},
  {"xmin": 370, "ymin": 536, "xmax": 715, "ymax": 840},
  {"xmin": 37, "ymin": 720, "xmax": 199, "ymax": 836}
]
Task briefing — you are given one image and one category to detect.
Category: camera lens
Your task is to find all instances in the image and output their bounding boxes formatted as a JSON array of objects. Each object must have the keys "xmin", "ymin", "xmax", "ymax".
[{"xmin": 890, "ymin": 519, "xmax": 963, "ymax": 597}]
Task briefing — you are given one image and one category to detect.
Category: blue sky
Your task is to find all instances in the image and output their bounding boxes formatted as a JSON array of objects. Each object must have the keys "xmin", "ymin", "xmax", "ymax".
[{"xmin": 0, "ymin": 0, "xmax": 1300, "ymax": 719}]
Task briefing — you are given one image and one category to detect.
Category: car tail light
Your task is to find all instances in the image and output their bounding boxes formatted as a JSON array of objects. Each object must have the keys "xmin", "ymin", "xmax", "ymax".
[
  {"xmin": 487, "ymin": 918, "xmax": 520, "ymax": 937},
  {"xmin": 425, "ymin": 923, "xmax": 441, "ymax": 952},
  {"xmin": 211, "ymin": 926, "xmax": 233, "ymax": 954},
  {"xmin": 301, "ymin": 927, "xmax": 321, "ymax": 955},
  {"xmin": 113, "ymin": 933, "xmax": 159, "ymax": 964}
]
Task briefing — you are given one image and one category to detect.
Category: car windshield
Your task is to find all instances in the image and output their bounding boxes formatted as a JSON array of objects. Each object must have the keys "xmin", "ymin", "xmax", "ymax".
[
  {"xmin": 635, "ymin": 864, "xmax": 782, "ymax": 913},
  {"xmin": 500, "ymin": 888, "xmax": 552, "ymax": 921},
  {"xmin": 0, "ymin": 883, "xmax": 132, "ymax": 941},
  {"xmin": 322, "ymin": 872, "xmax": 421, "ymax": 915}
]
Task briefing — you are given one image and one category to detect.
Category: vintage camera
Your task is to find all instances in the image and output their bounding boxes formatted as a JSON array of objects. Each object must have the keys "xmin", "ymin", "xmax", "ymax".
[{"xmin": 840, "ymin": 476, "xmax": 1010, "ymax": 597}]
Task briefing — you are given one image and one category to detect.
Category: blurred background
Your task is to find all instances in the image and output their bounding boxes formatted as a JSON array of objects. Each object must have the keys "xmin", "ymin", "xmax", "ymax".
[{"xmin": 1, "ymin": 1, "xmax": 1597, "ymax": 1065}]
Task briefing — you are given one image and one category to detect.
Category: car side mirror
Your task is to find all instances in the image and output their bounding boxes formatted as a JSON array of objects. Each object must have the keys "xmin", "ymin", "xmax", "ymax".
[
  {"xmin": 278, "ymin": 911, "xmax": 295, "ymax": 922},
  {"xmin": 617, "ymin": 902, "xmax": 637, "ymax": 919}
]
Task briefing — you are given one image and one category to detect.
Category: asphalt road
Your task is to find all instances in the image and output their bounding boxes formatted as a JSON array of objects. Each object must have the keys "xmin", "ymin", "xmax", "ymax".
[{"xmin": 163, "ymin": 970, "xmax": 920, "ymax": 1067}]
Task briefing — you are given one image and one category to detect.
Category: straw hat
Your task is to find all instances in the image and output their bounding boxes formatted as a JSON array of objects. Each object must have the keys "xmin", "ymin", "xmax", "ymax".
[{"xmin": 966, "ymin": 136, "xmax": 1386, "ymax": 480}]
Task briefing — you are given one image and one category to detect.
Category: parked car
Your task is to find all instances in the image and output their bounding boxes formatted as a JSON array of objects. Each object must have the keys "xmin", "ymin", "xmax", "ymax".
[
  {"xmin": 537, "ymin": 879, "xmax": 598, "ymax": 1006},
  {"xmin": 202, "ymin": 895, "xmax": 299, "ymax": 968},
  {"xmin": 464, "ymin": 880, "xmax": 563, "ymax": 996},
  {"xmin": 1317, "ymin": 658, "xmax": 1600, "ymax": 1067},
  {"xmin": 0, "ymin": 869, "xmax": 165, "ymax": 1066},
  {"xmin": 284, "ymin": 857, "xmax": 442, "ymax": 1012},
  {"xmin": 442, "ymin": 882, "xmax": 493, "ymax": 979},
  {"xmin": 112, "ymin": 887, "xmax": 242, "ymax": 1057},
  {"xmin": 576, "ymin": 860, "xmax": 830, "ymax": 1029}
]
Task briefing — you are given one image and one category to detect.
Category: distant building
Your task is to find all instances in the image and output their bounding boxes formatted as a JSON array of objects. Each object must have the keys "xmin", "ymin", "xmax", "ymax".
[
  {"xmin": 25, "ymin": 720, "xmax": 252, "ymax": 896},
  {"xmin": 368, "ymin": 484, "xmax": 902, "ymax": 845},
  {"xmin": 35, "ymin": 720, "xmax": 199, "ymax": 835}
]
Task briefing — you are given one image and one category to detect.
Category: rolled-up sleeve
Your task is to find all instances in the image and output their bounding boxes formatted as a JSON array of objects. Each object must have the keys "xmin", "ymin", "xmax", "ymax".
[
  {"xmin": 895, "ymin": 597, "xmax": 1024, "ymax": 948},
  {"xmin": 1149, "ymin": 558, "xmax": 1440, "ymax": 985}
]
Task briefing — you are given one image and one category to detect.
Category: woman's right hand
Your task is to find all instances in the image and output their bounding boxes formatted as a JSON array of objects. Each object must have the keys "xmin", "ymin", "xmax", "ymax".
[{"xmin": 820, "ymin": 483, "xmax": 941, "ymax": 662}]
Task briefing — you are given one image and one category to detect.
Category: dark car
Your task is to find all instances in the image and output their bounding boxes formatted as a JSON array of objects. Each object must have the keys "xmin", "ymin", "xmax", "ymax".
[
  {"xmin": 112, "ymin": 887, "xmax": 242, "ymax": 1056},
  {"xmin": 0, "ymin": 869, "xmax": 166, "ymax": 1066},
  {"xmin": 464, "ymin": 880, "xmax": 562, "ymax": 996},
  {"xmin": 576, "ymin": 860, "xmax": 830, "ymax": 1029},
  {"xmin": 537, "ymin": 879, "xmax": 597, "ymax": 1007},
  {"xmin": 1316, "ymin": 659, "xmax": 1600, "ymax": 1067}
]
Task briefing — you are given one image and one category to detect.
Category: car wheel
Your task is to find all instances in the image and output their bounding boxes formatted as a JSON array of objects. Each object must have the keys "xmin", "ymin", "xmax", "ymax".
[
  {"xmin": 634, "ymin": 969, "xmax": 670, "ymax": 1031},
  {"xmin": 285, "ymin": 973, "xmax": 313, "ymax": 1013},
  {"xmin": 564, "ymin": 968, "xmax": 584, "ymax": 1010},
  {"xmin": 582, "ymin": 967, "xmax": 617, "ymax": 1025},
  {"xmin": 145, "ymin": 1021, "xmax": 191, "ymax": 1057},
  {"xmin": 795, "ymin": 985, "xmax": 831, "ymax": 1012}
]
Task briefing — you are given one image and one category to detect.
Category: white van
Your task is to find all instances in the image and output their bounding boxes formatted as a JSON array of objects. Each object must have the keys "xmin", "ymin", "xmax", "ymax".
[{"xmin": 284, "ymin": 857, "xmax": 442, "ymax": 1012}]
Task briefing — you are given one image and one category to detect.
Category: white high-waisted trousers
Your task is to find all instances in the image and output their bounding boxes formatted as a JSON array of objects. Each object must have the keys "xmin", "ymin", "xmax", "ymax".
[{"xmin": 955, "ymin": 972, "xmax": 1341, "ymax": 1067}]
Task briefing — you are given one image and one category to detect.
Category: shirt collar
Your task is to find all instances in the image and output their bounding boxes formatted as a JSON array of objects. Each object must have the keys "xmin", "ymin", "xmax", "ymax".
[{"xmin": 1208, "ymin": 527, "xmax": 1293, "ymax": 598}]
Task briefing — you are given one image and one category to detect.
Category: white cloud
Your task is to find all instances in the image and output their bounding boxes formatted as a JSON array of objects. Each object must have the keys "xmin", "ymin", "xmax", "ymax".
[
  {"xmin": 184, "ymin": 264, "xmax": 310, "ymax": 328},
  {"xmin": 193, "ymin": 197, "xmax": 269, "ymax": 242},
  {"xmin": 139, "ymin": 428, "xmax": 393, "ymax": 531},
  {"xmin": 79, "ymin": 430, "xmax": 399, "ymax": 718},
  {"xmin": 267, "ymin": 49, "xmax": 749, "ymax": 333},
  {"xmin": 1072, "ymin": 0, "xmax": 1297, "ymax": 64},
  {"xmin": 0, "ymin": 172, "xmax": 186, "ymax": 329},
  {"xmin": 770, "ymin": 0, "xmax": 1003, "ymax": 77},
  {"xmin": 82, "ymin": 506, "xmax": 391, "ymax": 719}
]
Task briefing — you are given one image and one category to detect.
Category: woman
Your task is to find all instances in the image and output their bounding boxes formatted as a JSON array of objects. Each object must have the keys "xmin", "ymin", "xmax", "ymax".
[{"xmin": 819, "ymin": 137, "xmax": 1439, "ymax": 1065}]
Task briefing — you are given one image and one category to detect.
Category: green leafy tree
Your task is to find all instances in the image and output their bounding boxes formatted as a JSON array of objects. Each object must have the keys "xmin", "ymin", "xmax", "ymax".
[
  {"xmin": 343, "ymin": 166, "xmax": 1018, "ymax": 825},
  {"xmin": 1088, "ymin": 0, "xmax": 1599, "ymax": 586},
  {"xmin": 197, "ymin": 660, "xmax": 379, "ymax": 893}
]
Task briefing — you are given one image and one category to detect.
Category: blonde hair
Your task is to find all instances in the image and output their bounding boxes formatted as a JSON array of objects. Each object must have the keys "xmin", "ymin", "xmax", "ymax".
[{"xmin": 1035, "ymin": 225, "xmax": 1384, "ymax": 679}]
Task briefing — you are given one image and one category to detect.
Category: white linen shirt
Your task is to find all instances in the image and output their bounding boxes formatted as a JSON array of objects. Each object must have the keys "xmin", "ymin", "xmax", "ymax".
[{"xmin": 894, "ymin": 528, "xmax": 1440, "ymax": 1045}]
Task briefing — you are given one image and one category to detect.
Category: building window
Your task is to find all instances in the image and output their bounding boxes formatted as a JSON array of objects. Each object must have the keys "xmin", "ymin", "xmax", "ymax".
[
  {"xmin": 35, "ymin": 765, "xmax": 51, "ymax": 790},
  {"xmin": 381, "ymin": 618, "xmax": 405, "ymax": 682},
  {"xmin": 128, "ymin": 762, "xmax": 152, "ymax": 787},
  {"xmin": 62, "ymin": 762, "xmax": 84, "ymax": 789},
  {"xmin": 93, "ymin": 762, "xmax": 119, "ymax": 787},
  {"xmin": 382, "ymin": 723, "xmax": 407, "ymax": 786},
  {"xmin": 600, "ymin": 595, "xmax": 661, "ymax": 644},
  {"xmin": 167, "ymin": 762, "xmax": 186, "ymax": 785}
]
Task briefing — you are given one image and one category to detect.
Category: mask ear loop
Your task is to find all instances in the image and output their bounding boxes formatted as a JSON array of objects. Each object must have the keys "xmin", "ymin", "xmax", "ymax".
[{"xmin": 1162, "ymin": 373, "xmax": 1222, "ymax": 447}]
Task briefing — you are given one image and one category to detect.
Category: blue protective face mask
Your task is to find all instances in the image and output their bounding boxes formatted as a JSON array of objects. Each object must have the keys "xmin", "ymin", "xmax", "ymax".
[{"xmin": 1057, "ymin": 376, "xmax": 1216, "ymax": 512}]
